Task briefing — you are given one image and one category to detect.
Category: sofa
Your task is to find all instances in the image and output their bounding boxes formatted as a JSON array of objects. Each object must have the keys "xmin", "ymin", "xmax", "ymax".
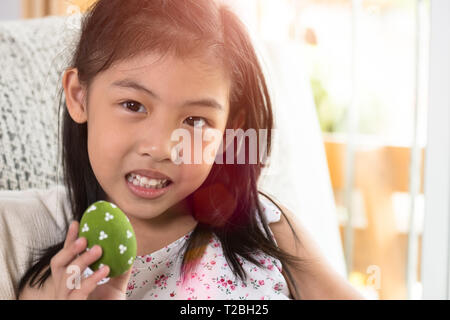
[{"xmin": 0, "ymin": 16, "xmax": 77, "ymax": 299}]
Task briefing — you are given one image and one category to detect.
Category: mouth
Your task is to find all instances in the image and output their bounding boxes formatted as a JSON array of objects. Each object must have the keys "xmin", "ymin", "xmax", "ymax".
[
  {"xmin": 125, "ymin": 173, "xmax": 174, "ymax": 200},
  {"xmin": 126, "ymin": 172, "xmax": 173, "ymax": 189}
]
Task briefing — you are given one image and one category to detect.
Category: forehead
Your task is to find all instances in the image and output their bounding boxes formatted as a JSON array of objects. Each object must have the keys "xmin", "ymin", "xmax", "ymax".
[{"xmin": 94, "ymin": 52, "xmax": 231, "ymax": 104}]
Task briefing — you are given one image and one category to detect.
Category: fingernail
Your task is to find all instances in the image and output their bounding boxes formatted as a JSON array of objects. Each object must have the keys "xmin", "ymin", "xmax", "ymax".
[{"xmin": 75, "ymin": 237, "xmax": 84, "ymax": 246}]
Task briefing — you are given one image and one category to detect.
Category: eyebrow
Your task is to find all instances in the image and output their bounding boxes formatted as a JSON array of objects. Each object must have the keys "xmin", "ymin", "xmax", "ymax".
[{"xmin": 111, "ymin": 79, "xmax": 224, "ymax": 111}]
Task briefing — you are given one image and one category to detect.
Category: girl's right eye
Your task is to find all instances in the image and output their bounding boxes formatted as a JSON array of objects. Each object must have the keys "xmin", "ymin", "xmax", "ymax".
[{"xmin": 120, "ymin": 100, "xmax": 146, "ymax": 113}]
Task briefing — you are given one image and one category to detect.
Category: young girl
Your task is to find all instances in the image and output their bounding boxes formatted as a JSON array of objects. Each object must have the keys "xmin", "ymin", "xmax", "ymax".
[{"xmin": 17, "ymin": 0, "xmax": 363, "ymax": 300}]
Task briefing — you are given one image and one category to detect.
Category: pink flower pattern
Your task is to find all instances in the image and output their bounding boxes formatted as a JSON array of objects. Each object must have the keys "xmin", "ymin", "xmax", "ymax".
[{"xmin": 124, "ymin": 194, "xmax": 292, "ymax": 300}]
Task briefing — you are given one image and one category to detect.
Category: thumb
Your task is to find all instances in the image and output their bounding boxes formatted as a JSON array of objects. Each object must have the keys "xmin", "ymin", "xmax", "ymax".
[{"xmin": 106, "ymin": 267, "xmax": 133, "ymax": 292}]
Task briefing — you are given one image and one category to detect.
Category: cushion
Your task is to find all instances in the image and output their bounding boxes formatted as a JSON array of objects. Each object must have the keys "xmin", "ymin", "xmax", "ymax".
[{"xmin": 0, "ymin": 185, "xmax": 72, "ymax": 299}]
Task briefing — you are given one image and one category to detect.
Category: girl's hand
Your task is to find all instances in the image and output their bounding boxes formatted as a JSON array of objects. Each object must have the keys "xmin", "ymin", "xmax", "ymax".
[{"xmin": 49, "ymin": 221, "xmax": 133, "ymax": 300}]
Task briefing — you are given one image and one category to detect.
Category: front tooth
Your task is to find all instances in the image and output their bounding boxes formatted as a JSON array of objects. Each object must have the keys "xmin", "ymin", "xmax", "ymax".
[
  {"xmin": 148, "ymin": 179, "xmax": 159, "ymax": 186},
  {"xmin": 131, "ymin": 173, "xmax": 168, "ymax": 188}
]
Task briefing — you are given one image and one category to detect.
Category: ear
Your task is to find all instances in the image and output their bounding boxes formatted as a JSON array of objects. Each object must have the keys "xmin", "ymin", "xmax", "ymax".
[{"xmin": 62, "ymin": 68, "xmax": 88, "ymax": 124}]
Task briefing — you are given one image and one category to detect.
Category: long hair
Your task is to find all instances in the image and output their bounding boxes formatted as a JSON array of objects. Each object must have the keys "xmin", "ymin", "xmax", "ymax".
[{"xmin": 18, "ymin": 0, "xmax": 305, "ymax": 299}]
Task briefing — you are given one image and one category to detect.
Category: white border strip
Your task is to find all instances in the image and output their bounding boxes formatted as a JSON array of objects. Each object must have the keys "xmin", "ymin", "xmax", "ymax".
[{"xmin": 421, "ymin": 0, "xmax": 450, "ymax": 300}]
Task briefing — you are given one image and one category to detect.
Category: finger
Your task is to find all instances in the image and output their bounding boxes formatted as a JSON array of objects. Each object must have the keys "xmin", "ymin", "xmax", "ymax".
[
  {"xmin": 70, "ymin": 265, "xmax": 110, "ymax": 300},
  {"xmin": 64, "ymin": 221, "xmax": 79, "ymax": 249},
  {"xmin": 51, "ymin": 236, "xmax": 87, "ymax": 277},
  {"xmin": 58, "ymin": 245, "xmax": 103, "ymax": 296},
  {"xmin": 50, "ymin": 238, "xmax": 88, "ymax": 297},
  {"xmin": 68, "ymin": 244, "xmax": 103, "ymax": 278}
]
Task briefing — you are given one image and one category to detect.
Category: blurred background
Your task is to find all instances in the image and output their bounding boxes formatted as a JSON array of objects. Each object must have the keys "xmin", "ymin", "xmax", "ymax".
[{"xmin": 0, "ymin": 0, "xmax": 432, "ymax": 300}]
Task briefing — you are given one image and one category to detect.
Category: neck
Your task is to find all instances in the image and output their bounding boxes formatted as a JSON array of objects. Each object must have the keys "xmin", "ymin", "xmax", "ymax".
[{"xmin": 127, "ymin": 199, "xmax": 198, "ymax": 257}]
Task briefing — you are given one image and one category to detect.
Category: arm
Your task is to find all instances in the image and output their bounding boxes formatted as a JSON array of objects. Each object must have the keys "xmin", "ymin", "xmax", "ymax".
[{"xmin": 268, "ymin": 199, "xmax": 365, "ymax": 300}]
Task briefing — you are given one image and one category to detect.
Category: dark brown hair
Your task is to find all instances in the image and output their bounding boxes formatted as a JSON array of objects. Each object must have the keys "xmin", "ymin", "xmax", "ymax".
[{"xmin": 18, "ymin": 0, "xmax": 306, "ymax": 299}]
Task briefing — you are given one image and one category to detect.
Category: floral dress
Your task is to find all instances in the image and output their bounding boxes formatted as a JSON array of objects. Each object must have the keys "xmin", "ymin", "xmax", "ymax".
[{"xmin": 84, "ymin": 193, "xmax": 293, "ymax": 300}]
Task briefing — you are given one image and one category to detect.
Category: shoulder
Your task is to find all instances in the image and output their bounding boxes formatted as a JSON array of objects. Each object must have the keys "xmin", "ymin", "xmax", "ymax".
[
  {"xmin": 257, "ymin": 191, "xmax": 283, "ymax": 224},
  {"xmin": 257, "ymin": 191, "xmax": 302, "ymax": 243},
  {"xmin": 257, "ymin": 191, "xmax": 366, "ymax": 300},
  {"xmin": 18, "ymin": 266, "xmax": 54, "ymax": 300},
  {"xmin": 257, "ymin": 191, "xmax": 322, "ymax": 262}
]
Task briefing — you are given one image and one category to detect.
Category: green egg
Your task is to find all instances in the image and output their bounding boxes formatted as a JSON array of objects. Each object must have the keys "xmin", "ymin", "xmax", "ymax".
[{"xmin": 78, "ymin": 200, "xmax": 137, "ymax": 278}]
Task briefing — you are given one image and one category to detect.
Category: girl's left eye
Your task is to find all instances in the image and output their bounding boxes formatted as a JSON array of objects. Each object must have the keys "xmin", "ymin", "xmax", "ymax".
[
  {"xmin": 120, "ymin": 100, "xmax": 146, "ymax": 113},
  {"xmin": 184, "ymin": 116, "xmax": 208, "ymax": 128}
]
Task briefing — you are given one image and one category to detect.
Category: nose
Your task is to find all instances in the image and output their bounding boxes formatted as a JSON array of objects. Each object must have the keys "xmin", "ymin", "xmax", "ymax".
[{"xmin": 137, "ymin": 119, "xmax": 174, "ymax": 162}]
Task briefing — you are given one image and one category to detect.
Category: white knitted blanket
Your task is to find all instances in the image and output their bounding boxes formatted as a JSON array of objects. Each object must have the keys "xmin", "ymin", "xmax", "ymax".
[{"xmin": 0, "ymin": 15, "xmax": 80, "ymax": 191}]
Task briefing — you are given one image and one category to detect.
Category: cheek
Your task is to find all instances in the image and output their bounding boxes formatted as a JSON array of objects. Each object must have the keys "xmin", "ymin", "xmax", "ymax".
[
  {"xmin": 87, "ymin": 117, "xmax": 128, "ymax": 180},
  {"xmin": 177, "ymin": 128, "xmax": 224, "ymax": 164},
  {"xmin": 175, "ymin": 130, "xmax": 216, "ymax": 190},
  {"xmin": 170, "ymin": 162, "xmax": 212, "ymax": 211},
  {"xmin": 178, "ymin": 161, "xmax": 213, "ymax": 189}
]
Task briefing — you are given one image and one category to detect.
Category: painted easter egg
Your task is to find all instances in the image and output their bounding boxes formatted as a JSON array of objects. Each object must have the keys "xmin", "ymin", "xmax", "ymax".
[{"xmin": 78, "ymin": 201, "xmax": 137, "ymax": 278}]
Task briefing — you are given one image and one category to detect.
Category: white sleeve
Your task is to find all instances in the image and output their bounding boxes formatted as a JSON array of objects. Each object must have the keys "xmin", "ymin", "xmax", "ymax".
[
  {"xmin": 256, "ymin": 193, "xmax": 283, "ymax": 246},
  {"xmin": 258, "ymin": 193, "xmax": 282, "ymax": 224}
]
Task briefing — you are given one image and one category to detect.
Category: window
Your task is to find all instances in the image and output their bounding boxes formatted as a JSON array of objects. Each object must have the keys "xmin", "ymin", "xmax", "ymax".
[{"xmin": 234, "ymin": 0, "xmax": 431, "ymax": 300}]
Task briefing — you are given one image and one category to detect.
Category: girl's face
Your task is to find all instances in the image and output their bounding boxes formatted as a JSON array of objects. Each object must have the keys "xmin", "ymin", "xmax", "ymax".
[{"xmin": 65, "ymin": 52, "xmax": 233, "ymax": 227}]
